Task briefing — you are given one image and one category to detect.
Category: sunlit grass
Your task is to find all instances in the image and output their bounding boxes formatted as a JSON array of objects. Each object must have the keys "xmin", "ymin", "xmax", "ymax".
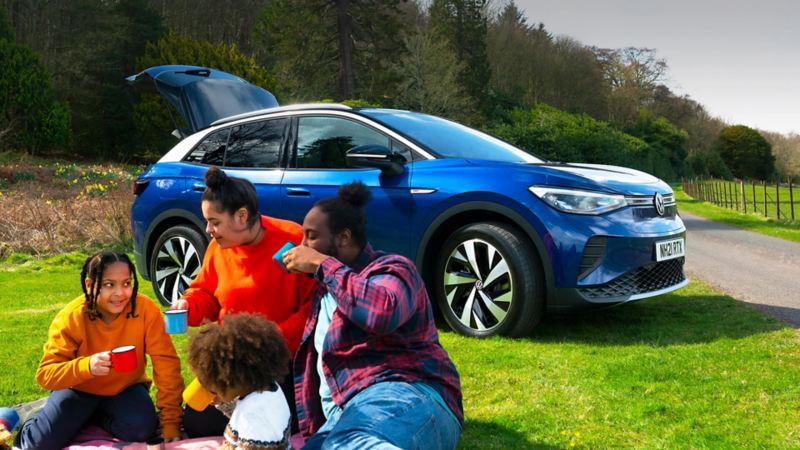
[{"xmin": 2, "ymin": 256, "xmax": 799, "ymax": 448}]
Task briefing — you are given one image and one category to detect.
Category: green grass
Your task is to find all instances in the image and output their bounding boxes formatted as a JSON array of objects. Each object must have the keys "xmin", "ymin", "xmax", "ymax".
[
  {"xmin": 2, "ymin": 255, "xmax": 799, "ymax": 448},
  {"xmin": 675, "ymin": 185, "xmax": 800, "ymax": 243},
  {"xmin": 683, "ymin": 179, "xmax": 800, "ymax": 222}
]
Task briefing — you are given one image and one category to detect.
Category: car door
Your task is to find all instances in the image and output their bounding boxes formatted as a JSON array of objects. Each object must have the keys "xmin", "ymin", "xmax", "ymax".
[
  {"xmin": 280, "ymin": 114, "xmax": 413, "ymax": 256},
  {"xmin": 182, "ymin": 118, "xmax": 289, "ymax": 219}
]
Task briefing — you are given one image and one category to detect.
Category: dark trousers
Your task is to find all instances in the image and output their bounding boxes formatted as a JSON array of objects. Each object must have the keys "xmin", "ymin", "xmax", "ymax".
[
  {"xmin": 16, "ymin": 383, "xmax": 158, "ymax": 450},
  {"xmin": 183, "ymin": 370, "xmax": 297, "ymax": 438}
]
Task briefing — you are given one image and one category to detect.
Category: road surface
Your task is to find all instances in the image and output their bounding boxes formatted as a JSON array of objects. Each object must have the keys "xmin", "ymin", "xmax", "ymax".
[{"xmin": 681, "ymin": 211, "xmax": 800, "ymax": 328}]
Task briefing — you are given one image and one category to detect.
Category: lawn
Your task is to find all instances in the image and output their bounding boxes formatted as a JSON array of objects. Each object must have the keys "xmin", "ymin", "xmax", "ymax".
[
  {"xmin": 682, "ymin": 178, "xmax": 800, "ymax": 221},
  {"xmin": 2, "ymin": 254, "xmax": 799, "ymax": 449},
  {"xmin": 675, "ymin": 184, "xmax": 800, "ymax": 244}
]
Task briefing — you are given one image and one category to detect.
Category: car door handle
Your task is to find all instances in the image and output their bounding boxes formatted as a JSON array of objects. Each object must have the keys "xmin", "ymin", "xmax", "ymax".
[
  {"xmin": 191, "ymin": 183, "xmax": 206, "ymax": 192},
  {"xmin": 286, "ymin": 187, "xmax": 311, "ymax": 197}
]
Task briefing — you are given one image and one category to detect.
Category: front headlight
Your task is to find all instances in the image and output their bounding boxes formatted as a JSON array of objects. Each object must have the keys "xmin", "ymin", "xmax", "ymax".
[{"xmin": 529, "ymin": 186, "xmax": 627, "ymax": 215}]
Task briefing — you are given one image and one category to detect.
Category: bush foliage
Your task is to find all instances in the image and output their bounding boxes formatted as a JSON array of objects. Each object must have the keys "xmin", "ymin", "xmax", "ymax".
[
  {"xmin": 715, "ymin": 125, "xmax": 775, "ymax": 180},
  {"xmin": 0, "ymin": 24, "xmax": 71, "ymax": 154},
  {"xmin": 490, "ymin": 104, "xmax": 647, "ymax": 167}
]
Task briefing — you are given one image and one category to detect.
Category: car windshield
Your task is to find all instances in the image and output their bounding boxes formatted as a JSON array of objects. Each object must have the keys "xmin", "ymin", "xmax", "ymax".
[{"xmin": 360, "ymin": 109, "xmax": 543, "ymax": 163}]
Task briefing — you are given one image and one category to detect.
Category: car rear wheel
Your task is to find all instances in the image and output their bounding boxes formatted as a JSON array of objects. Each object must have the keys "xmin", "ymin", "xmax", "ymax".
[
  {"xmin": 434, "ymin": 222, "xmax": 544, "ymax": 338},
  {"xmin": 149, "ymin": 225, "xmax": 206, "ymax": 306}
]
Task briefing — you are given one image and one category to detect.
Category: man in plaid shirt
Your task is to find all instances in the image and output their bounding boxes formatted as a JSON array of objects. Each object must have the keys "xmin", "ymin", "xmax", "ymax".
[{"xmin": 283, "ymin": 182, "xmax": 463, "ymax": 450}]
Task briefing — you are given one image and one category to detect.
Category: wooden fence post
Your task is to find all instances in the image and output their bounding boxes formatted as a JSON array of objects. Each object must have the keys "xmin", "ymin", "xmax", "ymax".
[
  {"xmin": 763, "ymin": 180, "xmax": 768, "ymax": 217},
  {"xmin": 752, "ymin": 181, "xmax": 757, "ymax": 213},
  {"xmin": 776, "ymin": 181, "xmax": 781, "ymax": 220},
  {"xmin": 790, "ymin": 179, "xmax": 795, "ymax": 221},
  {"xmin": 734, "ymin": 180, "xmax": 739, "ymax": 210},
  {"xmin": 741, "ymin": 180, "xmax": 746, "ymax": 213}
]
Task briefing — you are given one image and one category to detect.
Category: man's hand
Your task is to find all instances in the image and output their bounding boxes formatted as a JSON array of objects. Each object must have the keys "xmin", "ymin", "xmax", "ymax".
[
  {"xmin": 89, "ymin": 352, "xmax": 112, "ymax": 376},
  {"xmin": 283, "ymin": 246, "xmax": 328, "ymax": 274},
  {"xmin": 170, "ymin": 298, "xmax": 189, "ymax": 311}
]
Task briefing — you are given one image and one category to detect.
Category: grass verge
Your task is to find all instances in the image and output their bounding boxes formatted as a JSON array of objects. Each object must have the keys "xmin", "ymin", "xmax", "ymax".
[
  {"xmin": 675, "ymin": 185, "xmax": 800, "ymax": 243},
  {"xmin": 1, "ymin": 255, "xmax": 799, "ymax": 448}
]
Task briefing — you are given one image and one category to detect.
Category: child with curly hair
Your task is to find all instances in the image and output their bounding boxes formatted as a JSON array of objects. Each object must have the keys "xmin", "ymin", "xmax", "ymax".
[{"xmin": 188, "ymin": 313, "xmax": 292, "ymax": 450}]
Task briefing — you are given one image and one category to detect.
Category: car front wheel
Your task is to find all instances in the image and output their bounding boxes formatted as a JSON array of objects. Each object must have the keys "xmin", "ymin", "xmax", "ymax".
[
  {"xmin": 434, "ymin": 222, "xmax": 544, "ymax": 338},
  {"xmin": 149, "ymin": 225, "xmax": 206, "ymax": 306}
]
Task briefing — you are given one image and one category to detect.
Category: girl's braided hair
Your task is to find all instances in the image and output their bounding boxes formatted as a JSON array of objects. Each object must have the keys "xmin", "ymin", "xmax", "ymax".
[{"xmin": 80, "ymin": 251, "xmax": 139, "ymax": 321}]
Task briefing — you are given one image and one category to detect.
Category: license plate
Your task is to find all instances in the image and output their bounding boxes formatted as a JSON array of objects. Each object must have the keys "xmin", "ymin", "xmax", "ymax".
[{"xmin": 656, "ymin": 238, "xmax": 685, "ymax": 262}]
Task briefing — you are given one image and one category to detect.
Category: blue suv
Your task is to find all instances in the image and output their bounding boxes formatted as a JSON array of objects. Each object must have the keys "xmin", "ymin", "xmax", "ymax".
[{"xmin": 130, "ymin": 66, "xmax": 687, "ymax": 338}]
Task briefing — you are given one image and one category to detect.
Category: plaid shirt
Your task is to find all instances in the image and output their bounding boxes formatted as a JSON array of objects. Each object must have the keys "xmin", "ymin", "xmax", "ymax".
[{"xmin": 293, "ymin": 244, "xmax": 463, "ymax": 438}]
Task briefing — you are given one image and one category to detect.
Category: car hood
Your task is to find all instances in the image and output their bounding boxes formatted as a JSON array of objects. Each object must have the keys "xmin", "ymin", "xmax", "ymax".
[
  {"xmin": 461, "ymin": 160, "xmax": 670, "ymax": 195},
  {"xmin": 126, "ymin": 65, "xmax": 278, "ymax": 135},
  {"xmin": 537, "ymin": 163, "xmax": 670, "ymax": 195}
]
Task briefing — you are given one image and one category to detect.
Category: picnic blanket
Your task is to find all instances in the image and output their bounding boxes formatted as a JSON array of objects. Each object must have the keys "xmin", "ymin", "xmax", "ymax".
[
  {"xmin": 62, "ymin": 425, "xmax": 223, "ymax": 449},
  {"xmin": 61, "ymin": 425, "xmax": 306, "ymax": 449}
]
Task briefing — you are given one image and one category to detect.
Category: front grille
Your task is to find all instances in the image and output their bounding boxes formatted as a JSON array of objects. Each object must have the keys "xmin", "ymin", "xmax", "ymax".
[{"xmin": 579, "ymin": 257, "xmax": 686, "ymax": 300}]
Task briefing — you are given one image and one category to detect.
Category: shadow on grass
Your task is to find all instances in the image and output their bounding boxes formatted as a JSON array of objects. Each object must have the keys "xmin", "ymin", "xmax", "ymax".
[
  {"xmin": 459, "ymin": 419, "xmax": 564, "ymax": 450},
  {"xmin": 527, "ymin": 293, "xmax": 787, "ymax": 346}
]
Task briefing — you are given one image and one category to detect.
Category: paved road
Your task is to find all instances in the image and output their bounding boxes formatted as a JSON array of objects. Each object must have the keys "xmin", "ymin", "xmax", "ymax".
[{"xmin": 681, "ymin": 211, "xmax": 800, "ymax": 328}]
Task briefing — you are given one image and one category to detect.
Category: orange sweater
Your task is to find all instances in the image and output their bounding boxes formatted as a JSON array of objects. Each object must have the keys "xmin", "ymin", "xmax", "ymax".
[
  {"xmin": 35, "ymin": 294, "xmax": 184, "ymax": 439},
  {"xmin": 183, "ymin": 215, "xmax": 315, "ymax": 353}
]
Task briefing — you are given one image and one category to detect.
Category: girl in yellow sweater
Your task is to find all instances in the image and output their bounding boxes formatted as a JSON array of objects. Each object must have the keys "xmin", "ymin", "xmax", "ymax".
[{"xmin": 14, "ymin": 251, "xmax": 184, "ymax": 450}]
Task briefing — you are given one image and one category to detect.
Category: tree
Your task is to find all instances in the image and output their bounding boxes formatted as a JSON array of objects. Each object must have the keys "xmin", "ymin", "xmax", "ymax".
[
  {"xmin": 593, "ymin": 47, "xmax": 668, "ymax": 127},
  {"xmin": 486, "ymin": 3, "xmax": 607, "ymax": 120},
  {"xmin": 253, "ymin": 0, "xmax": 406, "ymax": 102},
  {"xmin": 627, "ymin": 109, "xmax": 689, "ymax": 180},
  {"xmin": 715, "ymin": 125, "xmax": 775, "ymax": 180},
  {"xmin": 391, "ymin": 27, "xmax": 477, "ymax": 124},
  {"xmin": 430, "ymin": 0, "xmax": 491, "ymax": 116},
  {"xmin": 0, "ymin": 6, "xmax": 13, "ymax": 41},
  {"xmin": 0, "ymin": 29, "xmax": 70, "ymax": 153}
]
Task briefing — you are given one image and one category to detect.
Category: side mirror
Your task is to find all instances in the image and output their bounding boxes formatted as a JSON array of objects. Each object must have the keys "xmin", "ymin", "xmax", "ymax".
[{"xmin": 346, "ymin": 144, "xmax": 405, "ymax": 176}]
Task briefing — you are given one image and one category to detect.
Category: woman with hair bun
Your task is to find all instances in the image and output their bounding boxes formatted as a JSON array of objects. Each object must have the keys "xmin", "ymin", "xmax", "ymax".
[
  {"xmin": 171, "ymin": 166, "xmax": 315, "ymax": 437},
  {"xmin": 283, "ymin": 181, "xmax": 463, "ymax": 450}
]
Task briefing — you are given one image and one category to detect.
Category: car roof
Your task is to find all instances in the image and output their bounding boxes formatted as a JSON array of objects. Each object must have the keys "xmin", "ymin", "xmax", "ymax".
[{"xmin": 208, "ymin": 103, "xmax": 353, "ymax": 127}]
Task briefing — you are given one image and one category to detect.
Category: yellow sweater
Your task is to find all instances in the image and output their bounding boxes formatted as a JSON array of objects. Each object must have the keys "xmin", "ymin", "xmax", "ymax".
[{"xmin": 35, "ymin": 294, "xmax": 184, "ymax": 439}]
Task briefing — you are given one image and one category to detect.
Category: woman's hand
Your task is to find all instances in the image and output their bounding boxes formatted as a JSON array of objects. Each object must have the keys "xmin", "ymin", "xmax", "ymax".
[
  {"xmin": 170, "ymin": 298, "xmax": 189, "ymax": 311},
  {"xmin": 89, "ymin": 351, "xmax": 112, "ymax": 376},
  {"xmin": 283, "ymin": 246, "xmax": 328, "ymax": 274}
]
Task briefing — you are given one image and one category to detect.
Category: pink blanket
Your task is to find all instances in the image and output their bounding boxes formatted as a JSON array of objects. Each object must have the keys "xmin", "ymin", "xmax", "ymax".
[
  {"xmin": 62, "ymin": 426, "xmax": 223, "ymax": 450},
  {"xmin": 62, "ymin": 425, "xmax": 305, "ymax": 449}
]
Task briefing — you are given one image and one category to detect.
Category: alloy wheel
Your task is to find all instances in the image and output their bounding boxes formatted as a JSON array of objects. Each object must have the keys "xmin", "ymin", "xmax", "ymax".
[
  {"xmin": 154, "ymin": 236, "xmax": 201, "ymax": 305},
  {"xmin": 442, "ymin": 238, "xmax": 514, "ymax": 332}
]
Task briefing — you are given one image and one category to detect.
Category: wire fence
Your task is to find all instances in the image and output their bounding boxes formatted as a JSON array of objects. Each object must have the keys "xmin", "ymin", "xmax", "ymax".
[{"xmin": 681, "ymin": 178, "xmax": 799, "ymax": 222}]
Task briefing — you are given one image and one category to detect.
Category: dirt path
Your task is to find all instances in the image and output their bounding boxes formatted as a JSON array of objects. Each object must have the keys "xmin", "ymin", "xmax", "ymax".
[{"xmin": 681, "ymin": 211, "xmax": 800, "ymax": 328}]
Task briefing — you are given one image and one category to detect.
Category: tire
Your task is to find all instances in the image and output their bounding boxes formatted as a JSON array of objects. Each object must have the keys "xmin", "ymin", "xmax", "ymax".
[
  {"xmin": 434, "ymin": 222, "xmax": 544, "ymax": 338},
  {"xmin": 148, "ymin": 225, "xmax": 207, "ymax": 306}
]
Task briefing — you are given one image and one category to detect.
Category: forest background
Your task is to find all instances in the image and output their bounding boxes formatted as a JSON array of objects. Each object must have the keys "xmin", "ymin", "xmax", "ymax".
[{"xmin": 1, "ymin": 0, "xmax": 797, "ymax": 183}]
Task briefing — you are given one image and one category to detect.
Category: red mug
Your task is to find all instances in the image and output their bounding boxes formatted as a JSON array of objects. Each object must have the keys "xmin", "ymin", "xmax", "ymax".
[{"xmin": 110, "ymin": 345, "xmax": 137, "ymax": 373}]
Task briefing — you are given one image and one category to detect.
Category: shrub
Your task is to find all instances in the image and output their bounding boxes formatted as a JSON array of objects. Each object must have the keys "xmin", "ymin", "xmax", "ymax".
[
  {"xmin": 715, "ymin": 125, "xmax": 775, "ymax": 180},
  {"xmin": 489, "ymin": 104, "xmax": 648, "ymax": 167},
  {"xmin": 0, "ymin": 39, "xmax": 71, "ymax": 154}
]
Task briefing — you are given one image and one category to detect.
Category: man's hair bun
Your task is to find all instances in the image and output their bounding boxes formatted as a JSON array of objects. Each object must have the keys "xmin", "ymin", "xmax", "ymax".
[
  {"xmin": 204, "ymin": 166, "xmax": 228, "ymax": 189},
  {"xmin": 338, "ymin": 182, "xmax": 371, "ymax": 209}
]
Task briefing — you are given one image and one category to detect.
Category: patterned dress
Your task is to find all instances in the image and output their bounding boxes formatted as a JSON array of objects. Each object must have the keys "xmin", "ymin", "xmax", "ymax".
[{"xmin": 220, "ymin": 386, "xmax": 292, "ymax": 450}]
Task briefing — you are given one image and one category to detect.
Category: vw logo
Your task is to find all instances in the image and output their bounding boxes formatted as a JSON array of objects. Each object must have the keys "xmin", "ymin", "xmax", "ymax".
[
  {"xmin": 654, "ymin": 193, "xmax": 665, "ymax": 216},
  {"xmin": 475, "ymin": 280, "xmax": 484, "ymax": 290}
]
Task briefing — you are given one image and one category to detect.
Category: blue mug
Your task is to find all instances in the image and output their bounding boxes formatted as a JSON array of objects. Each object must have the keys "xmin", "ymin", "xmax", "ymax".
[
  {"xmin": 164, "ymin": 310, "xmax": 188, "ymax": 334},
  {"xmin": 273, "ymin": 241, "xmax": 296, "ymax": 272}
]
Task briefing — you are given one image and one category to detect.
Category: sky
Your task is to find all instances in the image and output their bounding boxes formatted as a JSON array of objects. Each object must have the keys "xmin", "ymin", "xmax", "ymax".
[{"xmin": 514, "ymin": 0, "xmax": 800, "ymax": 135}]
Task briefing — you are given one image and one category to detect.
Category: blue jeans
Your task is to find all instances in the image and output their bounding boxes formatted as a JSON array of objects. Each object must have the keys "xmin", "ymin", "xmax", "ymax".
[
  {"xmin": 302, "ymin": 382, "xmax": 461, "ymax": 450},
  {"xmin": 17, "ymin": 383, "xmax": 158, "ymax": 450}
]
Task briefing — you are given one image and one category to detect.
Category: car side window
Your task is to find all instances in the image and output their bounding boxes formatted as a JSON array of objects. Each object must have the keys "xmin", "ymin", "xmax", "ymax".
[
  {"xmin": 295, "ymin": 116, "xmax": 390, "ymax": 169},
  {"xmin": 184, "ymin": 129, "xmax": 229, "ymax": 165},
  {"xmin": 224, "ymin": 119, "xmax": 287, "ymax": 168}
]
